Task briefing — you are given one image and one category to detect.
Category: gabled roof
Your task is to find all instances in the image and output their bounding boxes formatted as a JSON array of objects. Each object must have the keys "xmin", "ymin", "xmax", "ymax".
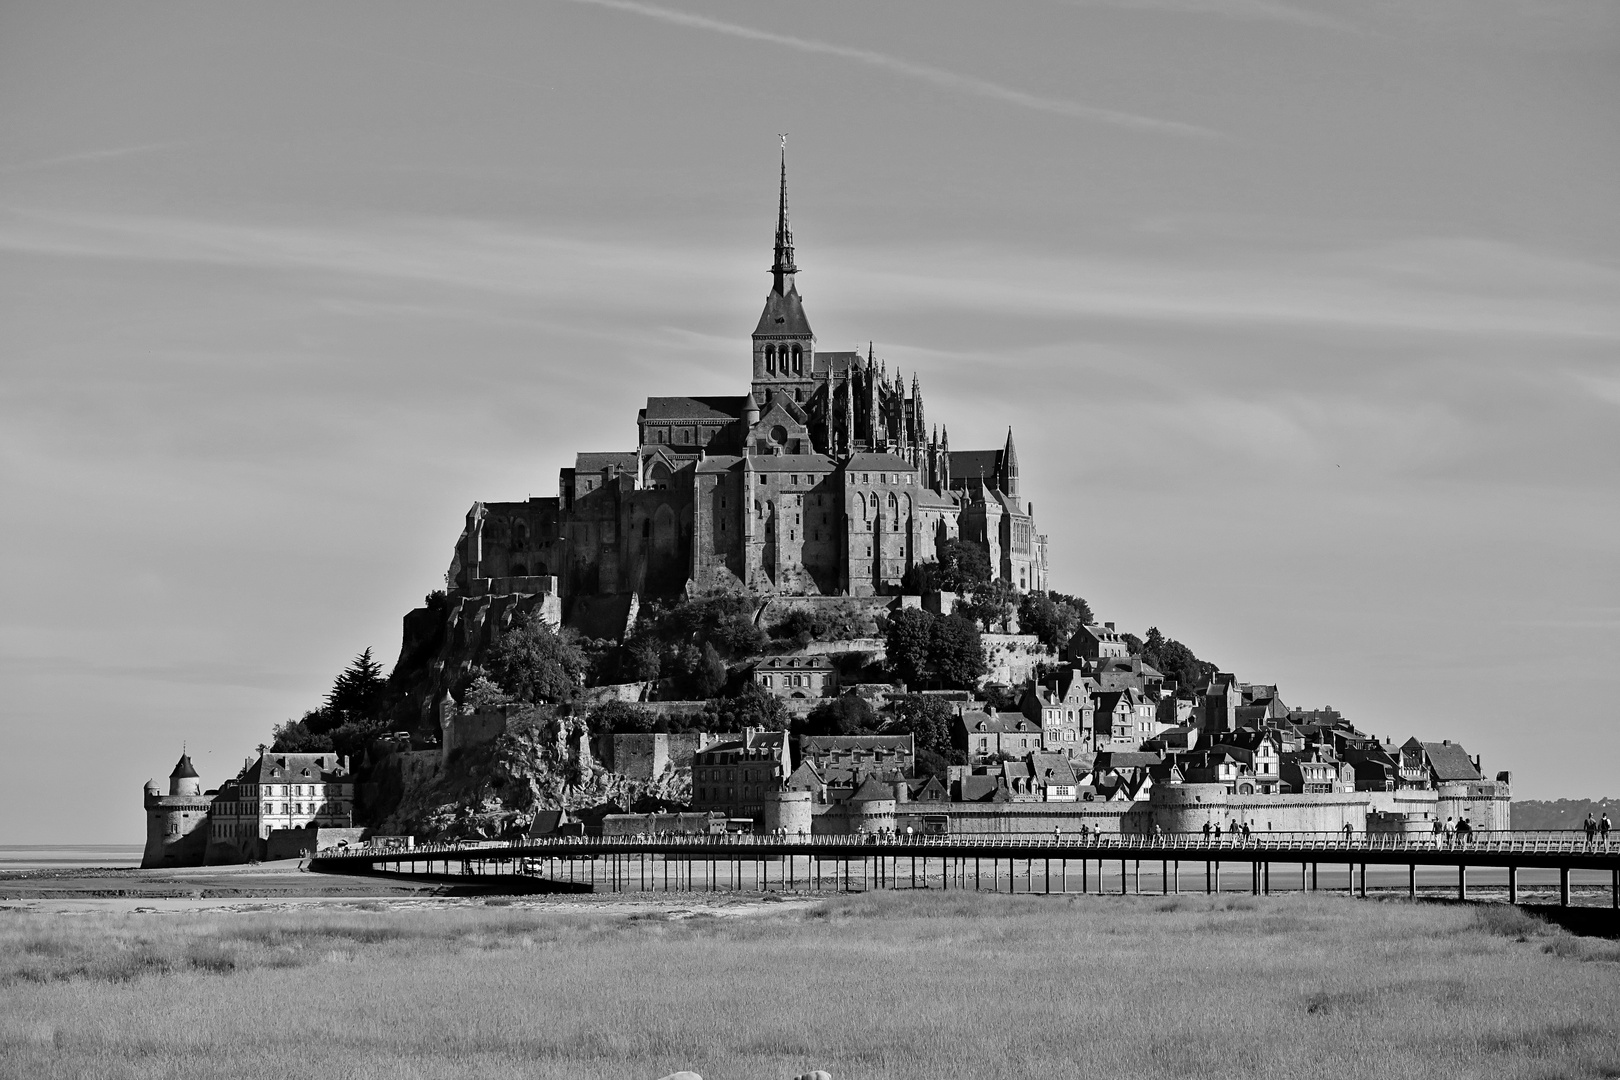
[
  {"xmin": 957, "ymin": 775, "xmax": 1001, "ymax": 802},
  {"xmin": 643, "ymin": 396, "xmax": 747, "ymax": 422},
  {"xmin": 1419, "ymin": 741, "xmax": 1480, "ymax": 782},
  {"xmin": 800, "ymin": 734, "xmax": 914, "ymax": 755}
]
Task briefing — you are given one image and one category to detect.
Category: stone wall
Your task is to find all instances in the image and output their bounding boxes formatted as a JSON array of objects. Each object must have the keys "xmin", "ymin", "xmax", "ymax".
[
  {"xmin": 981, "ymin": 633, "xmax": 1048, "ymax": 685},
  {"xmin": 890, "ymin": 801, "xmax": 1132, "ymax": 837},
  {"xmin": 442, "ymin": 707, "xmax": 515, "ymax": 765},
  {"xmin": 609, "ymin": 732, "xmax": 711, "ymax": 780}
]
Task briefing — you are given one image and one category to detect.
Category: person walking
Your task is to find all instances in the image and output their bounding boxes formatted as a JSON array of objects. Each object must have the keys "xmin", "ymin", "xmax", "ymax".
[
  {"xmin": 1202, "ymin": 821, "xmax": 1212, "ymax": 840},
  {"xmin": 1213, "ymin": 822, "xmax": 1222, "ymax": 840},
  {"xmin": 1584, "ymin": 813, "xmax": 1598, "ymax": 843},
  {"xmin": 1601, "ymin": 812, "xmax": 1612, "ymax": 844}
]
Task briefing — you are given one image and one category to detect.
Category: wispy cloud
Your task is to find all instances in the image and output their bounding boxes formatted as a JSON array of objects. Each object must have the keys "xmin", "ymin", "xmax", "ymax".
[
  {"xmin": 1058, "ymin": 0, "xmax": 1358, "ymax": 33},
  {"xmin": 0, "ymin": 143, "xmax": 174, "ymax": 176},
  {"xmin": 561, "ymin": 0, "xmax": 1217, "ymax": 138},
  {"xmin": 4, "ymin": 206, "xmax": 1616, "ymax": 343}
]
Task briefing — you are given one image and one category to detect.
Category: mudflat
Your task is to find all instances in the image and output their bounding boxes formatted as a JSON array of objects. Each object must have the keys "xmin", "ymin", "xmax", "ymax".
[{"xmin": 2, "ymin": 889, "xmax": 1618, "ymax": 1080}]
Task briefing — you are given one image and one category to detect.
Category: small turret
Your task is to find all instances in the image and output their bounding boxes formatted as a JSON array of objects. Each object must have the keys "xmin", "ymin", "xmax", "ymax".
[{"xmin": 169, "ymin": 752, "xmax": 202, "ymax": 798}]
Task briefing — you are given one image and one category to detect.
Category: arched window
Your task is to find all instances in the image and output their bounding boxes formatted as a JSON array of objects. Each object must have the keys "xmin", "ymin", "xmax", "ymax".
[
  {"xmin": 887, "ymin": 492, "xmax": 898, "ymax": 516},
  {"xmin": 511, "ymin": 564, "xmax": 528, "ymax": 577},
  {"xmin": 792, "ymin": 344, "xmax": 803, "ymax": 374},
  {"xmin": 765, "ymin": 344, "xmax": 776, "ymax": 374}
]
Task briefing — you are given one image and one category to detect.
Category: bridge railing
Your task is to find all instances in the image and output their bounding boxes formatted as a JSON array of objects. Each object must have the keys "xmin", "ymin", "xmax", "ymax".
[{"xmin": 316, "ymin": 830, "xmax": 1620, "ymax": 860}]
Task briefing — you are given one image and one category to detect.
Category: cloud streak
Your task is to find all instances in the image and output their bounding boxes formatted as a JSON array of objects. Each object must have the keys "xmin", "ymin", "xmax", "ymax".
[
  {"xmin": 0, "ymin": 143, "xmax": 174, "ymax": 176},
  {"xmin": 3, "ymin": 207, "xmax": 1616, "ymax": 342},
  {"xmin": 561, "ymin": 0, "xmax": 1217, "ymax": 138}
]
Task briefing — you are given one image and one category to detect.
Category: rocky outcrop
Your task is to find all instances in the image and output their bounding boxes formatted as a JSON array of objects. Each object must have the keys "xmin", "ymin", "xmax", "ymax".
[{"xmin": 372, "ymin": 708, "xmax": 690, "ymax": 840}]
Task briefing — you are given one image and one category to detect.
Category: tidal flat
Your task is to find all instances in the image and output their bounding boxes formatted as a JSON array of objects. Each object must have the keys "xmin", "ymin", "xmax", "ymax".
[{"xmin": 2, "ymin": 891, "xmax": 1617, "ymax": 1080}]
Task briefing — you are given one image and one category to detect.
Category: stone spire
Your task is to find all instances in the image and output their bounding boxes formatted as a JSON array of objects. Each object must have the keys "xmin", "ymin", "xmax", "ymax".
[
  {"xmin": 1000, "ymin": 426, "xmax": 1020, "ymax": 499},
  {"xmin": 771, "ymin": 143, "xmax": 796, "ymax": 296}
]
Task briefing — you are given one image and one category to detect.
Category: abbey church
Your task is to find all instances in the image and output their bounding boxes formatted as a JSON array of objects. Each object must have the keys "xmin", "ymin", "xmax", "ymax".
[{"xmin": 449, "ymin": 154, "xmax": 1047, "ymax": 601}]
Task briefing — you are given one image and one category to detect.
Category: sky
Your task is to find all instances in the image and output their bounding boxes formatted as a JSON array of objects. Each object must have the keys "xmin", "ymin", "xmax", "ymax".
[{"xmin": 1, "ymin": 1, "xmax": 1616, "ymax": 843}]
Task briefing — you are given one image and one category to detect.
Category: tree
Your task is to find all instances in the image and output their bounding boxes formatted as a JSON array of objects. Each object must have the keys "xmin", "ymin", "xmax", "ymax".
[
  {"xmin": 659, "ymin": 591, "xmax": 767, "ymax": 659},
  {"xmin": 960, "ymin": 578, "xmax": 1018, "ymax": 632},
  {"xmin": 1047, "ymin": 591, "xmax": 1095, "ymax": 627},
  {"xmin": 1018, "ymin": 592, "xmax": 1083, "ymax": 651},
  {"xmin": 713, "ymin": 682, "xmax": 788, "ymax": 731},
  {"xmin": 929, "ymin": 614, "xmax": 986, "ymax": 690},
  {"xmin": 587, "ymin": 700, "xmax": 658, "ymax": 735},
  {"xmin": 271, "ymin": 712, "xmax": 333, "ymax": 753},
  {"xmin": 884, "ymin": 607, "xmax": 935, "ymax": 688},
  {"xmin": 886, "ymin": 695, "xmax": 957, "ymax": 761},
  {"xmin": 933, "ymin": 538, "xmax": 992, "ymax": 593},
  {"xmin": 1139, "ymin": 626, "xmax": 1217, "ymax": 697},
  {"xmin": 485, "ymin": 611, "xmax": 586, "ymax": 703},
  {"xmin": 686, "ymin": 642, "xmax": 729, "ymax": 699},
  {"xmin": 462, "ymin": 670, "xmax": 514, "ymax": 710},
  {"xmin": 1121, "ymin": 632, "xmax": 1144, "ymax": 656},
  {"xmin": 322, "ymin": 648, "xmax": 388, "ymax": 730},
  {"xmin": 802, "ymin": 694, "xmax": 877, "ymax": 737}
]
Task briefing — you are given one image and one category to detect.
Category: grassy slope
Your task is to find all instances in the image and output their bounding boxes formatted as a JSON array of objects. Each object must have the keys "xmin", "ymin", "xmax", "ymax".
[{"xmin": 1, "ymin": 893, "xmax": 1617, "ymax": 1080}]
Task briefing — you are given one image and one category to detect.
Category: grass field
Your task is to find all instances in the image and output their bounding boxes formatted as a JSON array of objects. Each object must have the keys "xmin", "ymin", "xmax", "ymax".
[{"xmin": 2, "ymin": 892, "xmax": 1617, "ymax": 1080}]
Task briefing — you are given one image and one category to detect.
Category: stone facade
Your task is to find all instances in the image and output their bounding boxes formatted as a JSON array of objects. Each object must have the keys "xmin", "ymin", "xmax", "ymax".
[
  {"xmin": 142, "ymin": 753, "xmax": 212, "ymax": 869},
  {"xmin": 443, "ymin": 153, "xmax": 1046, "ymax": 606}
]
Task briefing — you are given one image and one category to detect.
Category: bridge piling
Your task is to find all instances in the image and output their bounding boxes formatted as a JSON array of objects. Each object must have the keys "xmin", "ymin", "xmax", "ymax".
[{"xmin": 1560, "ymin": 867, "xmax": 1570, "ymax": 907}]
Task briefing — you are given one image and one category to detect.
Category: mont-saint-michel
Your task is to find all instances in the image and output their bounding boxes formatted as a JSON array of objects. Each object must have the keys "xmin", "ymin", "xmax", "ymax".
[
  {"xmin": 7, "ymin": 7, "xmax": 1616, "ymax": 1077},
  {"xmin": 140, "ymin": 154, "xmax": 1516, "ymax": 871}
]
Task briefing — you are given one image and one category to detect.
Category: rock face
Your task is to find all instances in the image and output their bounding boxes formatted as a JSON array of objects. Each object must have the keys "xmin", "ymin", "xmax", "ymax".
[{"xmin": 371, "ymin": 707, "xmax": 690, "ymax": 840}]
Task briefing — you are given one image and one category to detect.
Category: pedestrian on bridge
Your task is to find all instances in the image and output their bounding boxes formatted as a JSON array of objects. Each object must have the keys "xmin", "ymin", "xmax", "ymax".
[
  {"xmin": 1584, "ymin": 814, "xmax": 1598, "ymax": 843},
  {"xmin": 1601, "ymin": 813, "xmax": 1612, "ymax": 843}
]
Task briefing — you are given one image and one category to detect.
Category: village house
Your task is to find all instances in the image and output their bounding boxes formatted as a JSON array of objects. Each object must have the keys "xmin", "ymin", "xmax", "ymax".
[
  {"xmin": 752, "ymin": 654, "xmax": 838, "ymax": 700},
  {"xmin": 690, "ymin": 727, "xmax": 792, "ymax": 822},
  {"xmin": 952, "ymin": 709, "xmax": 1044, "ymax": 761}
]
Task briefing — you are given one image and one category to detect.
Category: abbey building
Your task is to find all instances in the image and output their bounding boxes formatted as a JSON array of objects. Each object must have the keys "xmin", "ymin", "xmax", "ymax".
[{"xmin": 450, "ymin": 154, "xmax": 1047, "ymax": 601}]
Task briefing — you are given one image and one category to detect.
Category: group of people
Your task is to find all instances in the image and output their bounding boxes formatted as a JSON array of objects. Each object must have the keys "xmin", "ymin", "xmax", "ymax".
[{"xmin": 1583, "ymin": 812, "xmax": 1612, "ymax": 844}]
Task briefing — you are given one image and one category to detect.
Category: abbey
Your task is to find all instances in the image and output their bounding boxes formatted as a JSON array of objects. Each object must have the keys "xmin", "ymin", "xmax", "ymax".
[{"xmin": 450, "ymin": 154, "xmax": 1047, "ymax": 601}]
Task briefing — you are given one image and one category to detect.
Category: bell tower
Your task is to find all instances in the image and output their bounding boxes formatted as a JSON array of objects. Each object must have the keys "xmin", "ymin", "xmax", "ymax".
[{"xmin": 751, "ymin": 140, "xmax": 816, "ymax": 408}]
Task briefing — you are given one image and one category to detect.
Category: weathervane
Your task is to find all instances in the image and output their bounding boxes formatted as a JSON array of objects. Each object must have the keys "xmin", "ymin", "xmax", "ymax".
[{"xmin": 779, "ymin": 132, "xmax": 788, "ymax": 149}]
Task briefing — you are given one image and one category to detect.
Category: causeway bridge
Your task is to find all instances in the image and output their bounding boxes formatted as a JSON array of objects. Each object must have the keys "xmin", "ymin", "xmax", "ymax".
[{"xmin": 310, "ymin": 832, "xmax": 1620, "ymax": 907}]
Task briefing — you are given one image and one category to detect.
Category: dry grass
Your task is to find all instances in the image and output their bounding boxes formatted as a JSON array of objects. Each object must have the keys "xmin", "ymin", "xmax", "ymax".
[{"xmin": 1, "ymin": 892, "xmax": 1617, "ymax": 1080}]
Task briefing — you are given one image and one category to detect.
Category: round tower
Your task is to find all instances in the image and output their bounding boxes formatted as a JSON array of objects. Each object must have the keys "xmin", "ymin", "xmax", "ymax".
[
  {"xmin": 763, "ymin": 790, "xmax": 812, "ymax": 837},
  {"xmin": 142, "ymin": 752, "xmax": 211, "ymax": 868}
]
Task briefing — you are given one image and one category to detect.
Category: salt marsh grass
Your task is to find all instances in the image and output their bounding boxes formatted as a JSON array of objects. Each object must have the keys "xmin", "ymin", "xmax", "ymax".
[{"xmin": 1, "ymin": 893, "xmax": 1616, "ymax": 1079}]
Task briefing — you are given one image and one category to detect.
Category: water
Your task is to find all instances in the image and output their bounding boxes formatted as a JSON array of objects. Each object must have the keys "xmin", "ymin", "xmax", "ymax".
[{"xmin": 0, "ymin": 845, "xmax": 144, "ymax": 872}]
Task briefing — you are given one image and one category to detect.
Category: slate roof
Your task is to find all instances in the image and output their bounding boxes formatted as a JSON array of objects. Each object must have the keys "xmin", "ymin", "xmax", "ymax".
[
  {"xmin": 170, "ymin": 753, "xmax": 199, "ymax": 780},
  {"xmin": 575, "ymin": 451, "xmax": 638, "ymax": 474},
  {"xmin": 643, "ymin": 396, "xmax": 747, "ymax": 422},
  {"xmin": 242, "ymin": 753, "xmax": 348, "ymax": 783},
  {"xmin": 1420, "ymin": 741, "xmax": 1481, "ymax": 782},
  {"xmin": 958, "ymin": 775, "xmax": 1002, "ymax": 802},
  {"xmin": 844, "ymin": 452, "xmax": 919, "ymax": 473},
  {"xmin": 749, "ymin": 454, "xmax": 837, "ymax": 473},
  {"xmin": 813, "ymin": 350, "xmax": 861, "ymax": 376},
  {"xmin": 754, "ymin": 288, "xmax": 814, "ymax": 337},
  {"xmin": 755, "ymin": 655, "xmax": 835, "ymax": 671},
  {"xmin": 849, "ymin": 775, "xmax": 895, "ymax": 803},
  {"xmin": 800, "ymin": 735, "xmax": 914, "ymax": 755},
  {"xmin": 948, "ymin": 449, "xmax": 1001, "ymax": 482}
]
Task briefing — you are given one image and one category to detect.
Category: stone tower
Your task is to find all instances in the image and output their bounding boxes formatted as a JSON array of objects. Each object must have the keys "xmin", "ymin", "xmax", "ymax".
[
  {"xmin": 141, "ymin": 751, "xmax": 212, "ymax": 868},
  {"xmin": 751, "ymin": 145, "xmax": 816, "ymax": 408}
]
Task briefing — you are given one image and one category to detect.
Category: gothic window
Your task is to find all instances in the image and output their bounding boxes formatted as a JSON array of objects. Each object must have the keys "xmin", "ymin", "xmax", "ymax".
[
  {"xmin": 765, "ymin": 344, "xmax": 776, "ymax": 374},
  {"xmin": 792, "ymin": 344, "xmax": 803, "ymax": 373},
  {"xmin": 887, "ymin": 492, "xmax": 898, "ymax": 515}
]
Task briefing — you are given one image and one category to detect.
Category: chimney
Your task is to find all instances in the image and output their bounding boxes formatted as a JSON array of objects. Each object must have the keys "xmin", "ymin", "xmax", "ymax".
[{"xmin": 1104, "ymin": 622, "xmax": 1115, "ymax": 630}]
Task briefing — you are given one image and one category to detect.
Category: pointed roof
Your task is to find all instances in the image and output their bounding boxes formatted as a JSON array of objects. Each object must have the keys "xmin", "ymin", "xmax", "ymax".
[
  {"xmin": 773, "ymin": 144, "xmax": 795, "ymax": 279},
  {"xmin": 754, "ymin": 145, "xmax": 814, "ymax": 340},
  {"xmin": 170, "ymin": 753, "xmax": 199, "ymax": 780}
]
